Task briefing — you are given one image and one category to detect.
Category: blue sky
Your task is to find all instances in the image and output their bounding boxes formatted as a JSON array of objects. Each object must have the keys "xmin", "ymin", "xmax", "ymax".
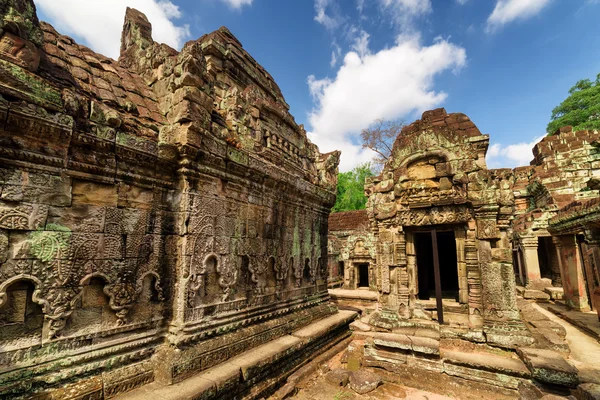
[{"xmin": 34, "ymin": 0, "xmax": 600, "ymax": 171}]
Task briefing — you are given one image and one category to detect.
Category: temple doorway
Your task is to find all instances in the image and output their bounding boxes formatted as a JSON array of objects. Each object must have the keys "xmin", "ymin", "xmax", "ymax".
[
  {"xmin": 357, "ymin": 263, "xmax": 369, "ymax": 288},
  {"xmin": 415, "ymin": 230, "xmax": 459, "ymax": 302}
]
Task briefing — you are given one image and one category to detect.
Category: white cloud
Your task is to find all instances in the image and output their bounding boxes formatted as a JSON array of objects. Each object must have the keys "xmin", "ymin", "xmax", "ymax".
[
  {"xmin": 486, "ymin": 0, "xmax": 551, "ymax": 32},
  {"xmin": 380, "ymin": 0, "xmax": 432, "ymax": 30},
  {"xmin": 314, "ymin": 0, "xmax": 343, "ymax": 30},
  {"xmin": 220, "ymin": 0, "xmax": 253, "ymax": 9},
  {"xmin": 486, "ymin": 135, "xmax": 545, "ymax": 168},
  {"xmin": 456, "ymin": 0, "xmax": 469, "ymax": 4},
  {"xmin": 351, "ymin": 30, "xmax": 370, "ymax": 58},
  {"xmin": 35, "ymin": 0, "xmax": 190, "ymax": 59},
  {"xmin": 307, "ymin": 35, "xmax": 466, "ymax": 172},
  {"xmin": 330, "ymin": 43, "xmax": 342, "ymax": 67}
]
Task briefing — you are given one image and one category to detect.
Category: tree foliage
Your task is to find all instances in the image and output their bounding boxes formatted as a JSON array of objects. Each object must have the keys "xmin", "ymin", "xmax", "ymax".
[
  {"xmin": 547, "ymin": 74, "xmax": 600, "ymax": 134},
  {"xmin": 333, "ymin": 163, "xmax": 374, "ymax": 212},
  {"xmin": 360, "ymin": 118, "xmax": 405, "ymax": 168}
]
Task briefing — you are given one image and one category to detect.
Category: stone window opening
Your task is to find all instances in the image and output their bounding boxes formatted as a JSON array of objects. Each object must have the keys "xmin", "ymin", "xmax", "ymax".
[
  {"xmin": 239, "ymin": 255, "xmax": 252, "ymax": 295},
  {"xmin": 537, "ymin": 237, "xmax": 561, "ymax": 286},
  {"xmin": 266, "ymin": 256, "xmax": 277, "ymax": 293},
  {"xmin": 0, "ymin": 280, "xmax": 44, "ymax": 328},
  {"xmin": 303, "ymin": 258, "xmax": 311, "ymax": 284},
  {"xmin": 357, "ymin": 263, "xmax": 370, "ymax": 288},
  {"xmin": 338, "ymin": 261, "xmax": 345, "ymax": 279},
  {"xmin": 141, "ymin": 275, "xmax": 161, "ymax": 304},
  {"xmin": 66, "ymin": 276, "xmax": 112, "ymax": 334},
  {"xmin": 415, "ymin": 230, "xmax": 459, "ymax": 302},
  {"xmin": 286, "ymin": 257, "xmax": 294, "ymax": 288},
  {"xmin": 81, "ymin": 277, "xmax": 110, "ymax": 309},
  {"xmin": 202, "ymin": 254, "xmax": 220, "ymax": 306}
]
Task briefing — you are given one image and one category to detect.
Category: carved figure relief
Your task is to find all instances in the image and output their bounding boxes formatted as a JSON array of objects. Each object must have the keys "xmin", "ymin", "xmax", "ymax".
[{"xmin": 396, "ymin": 206, "xmax": 472, "ymax": 226}]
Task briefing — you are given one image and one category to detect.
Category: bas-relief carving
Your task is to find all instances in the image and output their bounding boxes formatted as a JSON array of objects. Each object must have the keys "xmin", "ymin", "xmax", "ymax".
[
  {"xmin": 396, "ymin": 206, "xmax": 473, "ymax": 226},
  {"xmin": 0, "ymin": 2, "xmax": 340, "ymax": 398},
  {"xmin": 364, "ymin": 109, "xmax": 523, "ymax": 345}
]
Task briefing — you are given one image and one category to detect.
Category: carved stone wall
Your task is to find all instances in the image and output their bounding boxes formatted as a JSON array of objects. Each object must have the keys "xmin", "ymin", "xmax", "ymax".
[
  {"xmin": 327, "ymin": 209, "xmax": 376, "ymax": 288},
  {"xmin": 364, "ymin": 108, "xmax": 526, "ymax": 347},
  {"xmin": 0, "ymin": 3, "xmax": 340, "ymax": 398},
  {"xmin": 512, "ymin": 126, "xmax": 600, "ymax": 292}
]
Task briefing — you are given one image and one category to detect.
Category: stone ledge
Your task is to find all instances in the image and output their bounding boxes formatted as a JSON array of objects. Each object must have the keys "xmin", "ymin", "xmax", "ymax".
[
  {"xmin": 328, "ymin": 289, "xmax": 378, "ymax": 301},
  {"xmin": 547, "ymin": 304, "xmax": 600, "ymax": 342},
  {"xmin": 441, "ymin": 349, "xmax": 530, "ymax": 378},
  {"xmin": 115, "ymin": 310, "xmax": 358, "ymax": 400},
  {"xmin": 517, "ymin": 347, "xmax": 579, "ymax": 388}
]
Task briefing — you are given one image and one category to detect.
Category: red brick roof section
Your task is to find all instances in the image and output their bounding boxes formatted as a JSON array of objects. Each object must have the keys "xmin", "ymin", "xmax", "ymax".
[
  {"xmin": 328, "ymin": 209, "xmax": 369, "ymax": 232},
  {"xmin": 39, "ymin": 22, "xmax": 166, "ymax": 141}
]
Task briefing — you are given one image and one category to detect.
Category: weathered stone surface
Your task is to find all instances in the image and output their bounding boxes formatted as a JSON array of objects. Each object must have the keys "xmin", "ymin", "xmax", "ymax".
[
  {"xmin": 325, "ymin": 369, "xmax": 350, "ymax": 387},
  {"xmin": 517, "ymin": 347, "xmax": 579, "ymax": 387},
  {"xmin": 348, "ymin": 370, "xmax": 382, "ymax": 394},
  {"xmin": 576, "ymin": 383, "xmax": 600, "ymax": 400},
  {"xmin": 0, "ymin": 1, "xmax": 346, "ymax": 398},
  {"xmin": 349, "ymin": 320, "xmax": 372, "ymax": 332}
]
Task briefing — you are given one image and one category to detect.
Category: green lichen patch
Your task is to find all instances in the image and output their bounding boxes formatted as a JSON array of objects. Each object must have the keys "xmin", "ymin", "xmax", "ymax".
[
  {"xmin": 29, "ymin": 223, "xmax": 71, "ymax": 262},
  {"xmin": 0, "ymin": 59, "xmax": 62, "ymax": 110}
]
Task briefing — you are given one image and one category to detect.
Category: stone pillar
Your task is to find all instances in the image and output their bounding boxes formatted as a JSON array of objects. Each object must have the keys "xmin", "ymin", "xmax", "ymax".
[
  {"xmin": 455, "ymin": 227, "xmax": 468, "ymax": 304},
  {"xmin": 465, "ymin": 234, "xmax": 483, "ymax": 327},
  {"xmin": 553, "ymin": 235, "xmax": 591, "ymax": 311},
  {"xmin": 583, "ymin": 229, "xmax": 600, "ymax": 291},
  {"xmin": 405, "ymin": 231, "xmax": 417, "ymax": 305},
  {"xmin": 520, "ymin": 236, "xmax": 542, "ymax": 285}
]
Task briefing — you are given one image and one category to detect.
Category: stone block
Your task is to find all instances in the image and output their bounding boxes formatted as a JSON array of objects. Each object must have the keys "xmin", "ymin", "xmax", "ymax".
[
  {"xmin": 72, "ymin": 181, "xmax": 118, "ymax": 206},
  {"xmin": 325, "ymin": 369, "xmax": 350, "ymax": 387},
  {"xmin": 523, "ymin": 289, "xmax": 551, "ymax": 300},
  {"xmin": 526, "ymin": 278, "xmax": 553, "ymax": 291},
  {"xmin": 46, "ymin": 204, "xmax": 106, "ymax": 233},
  {"xmin": 517, "ymin": 347, "xmax": 579, "ymax": 387},
  {"xmin": 576, "ymin": 383, "xmax": 600, "ymax": 400},
  {"xmin": 348, "ymin": 370, "xmax": 381, "ymax": 394},
  {"xmin": 118, "ymin": 182, "xmax": 155, "ymax": 209},
  {"xmin": 545, "ymin": 287, "xmax": 564, "ymax": 300},
  {"xmin": 0, "ymin": 201, "xmax": 48, "ymax": 230}
]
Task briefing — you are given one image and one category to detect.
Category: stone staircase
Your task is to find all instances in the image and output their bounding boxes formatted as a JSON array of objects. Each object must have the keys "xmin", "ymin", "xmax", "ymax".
[{"xmin": 349, "ymin": 307, "xmax": 581, "ymax": 396}]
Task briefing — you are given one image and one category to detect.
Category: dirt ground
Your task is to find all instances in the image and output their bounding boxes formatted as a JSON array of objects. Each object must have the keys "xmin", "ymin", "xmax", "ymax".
[
  {"xmin": 290, "ymin": 343, "xmax": 485, "ymax": 400},
  {"xmin": 534, "ymin": 302, "xmax": 600, "ymax": 385}
]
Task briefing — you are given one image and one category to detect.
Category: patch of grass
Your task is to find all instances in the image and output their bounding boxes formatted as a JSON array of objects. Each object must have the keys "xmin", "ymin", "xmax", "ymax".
[{"xmin": 333, "ymin": 390, "xmax": 352, "ymax": 400}]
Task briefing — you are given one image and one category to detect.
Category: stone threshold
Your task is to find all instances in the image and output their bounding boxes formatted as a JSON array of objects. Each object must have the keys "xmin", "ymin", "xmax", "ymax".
[
  {"xmin": 115, "ymin": 310, "xmax": 358, "ymax": 400},
  {"xmin": 328, "ymin": 289, "xmax": 378, "ymax": 301}
]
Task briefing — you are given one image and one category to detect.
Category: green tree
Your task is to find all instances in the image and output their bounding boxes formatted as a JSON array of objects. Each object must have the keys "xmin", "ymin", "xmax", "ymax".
[
  {"xmin": 547, "ymin": 74, "xmax": 600, "ymax": 134},
  {"xmin": 333, "ymin": 163, "xmax": 374, "ymax": 212}
]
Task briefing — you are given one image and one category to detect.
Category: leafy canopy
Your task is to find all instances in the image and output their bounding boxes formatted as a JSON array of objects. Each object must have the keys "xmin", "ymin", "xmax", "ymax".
[
  {"xmin": 547, "ymin": 74, "xmax": 600, "ymax": 134},
  {"xmin": 333, "ymin": 163, "xmax": 374, "ymax": 212}
]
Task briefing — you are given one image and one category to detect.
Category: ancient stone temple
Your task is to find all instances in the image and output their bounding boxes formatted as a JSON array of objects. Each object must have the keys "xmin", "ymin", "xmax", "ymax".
[
  {"xmin": 364, "ymin": 108, "xmax": 531, "ymax": 347},
  {"xmin": 0, "ymin": 2, "xmax": 354, "ymax": 399},
  {"xmin": 327, "ymin": 210, "xmax": 376, "ymax": 289},
  {"xmin": 512, "ymin": 127, "xmax": 600, "ymax": 312}
]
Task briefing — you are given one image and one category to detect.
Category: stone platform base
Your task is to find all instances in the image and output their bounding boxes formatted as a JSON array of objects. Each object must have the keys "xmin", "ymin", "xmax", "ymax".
[
  {"xmin": 116, "ymin": 310, "xmax": 358, "ymax": 400},
  {"xmin": 517, "ymin": 286, "xmax": 552, "ymax": 301},
  {"xmin": 328, "ymin": 289, "xmax": 378, "ymax": 309},
  {"xmin": 545, "ymin": 287, "xmax": 564, "ymax": 300}
]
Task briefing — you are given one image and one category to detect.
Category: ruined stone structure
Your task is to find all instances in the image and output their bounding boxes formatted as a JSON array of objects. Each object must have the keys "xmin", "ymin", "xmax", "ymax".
[
  {"xmin": 363, "ymin": 108, "xmax": 529, "ymax": 348},
  {"xmin": 548, "ymin": 198, "xmax": 600, "ymax": 318},
  {"xmin": 327, "ymin": 210, "xmax": 376, "ymax": 289},
  {"xmin": 0, "ymin": 2, "xmax": 354, "ymax": 399},
  {"xmin": 344, "ymin": 108, "xmax": 600, "ymax": 346},
  {"xmin": 512, "ymin": 126, "xmax": 600, "ymax": 311}
]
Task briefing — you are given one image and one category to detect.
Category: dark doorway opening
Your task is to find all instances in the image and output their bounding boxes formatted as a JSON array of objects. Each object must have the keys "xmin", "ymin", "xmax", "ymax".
[
  {"xmin": 415, "ymin": 230, "xmax": 458, "ymax": 301},
  {"xmin": 357, "ymin": 264, "xmax": 369, "ymax": 288}
]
